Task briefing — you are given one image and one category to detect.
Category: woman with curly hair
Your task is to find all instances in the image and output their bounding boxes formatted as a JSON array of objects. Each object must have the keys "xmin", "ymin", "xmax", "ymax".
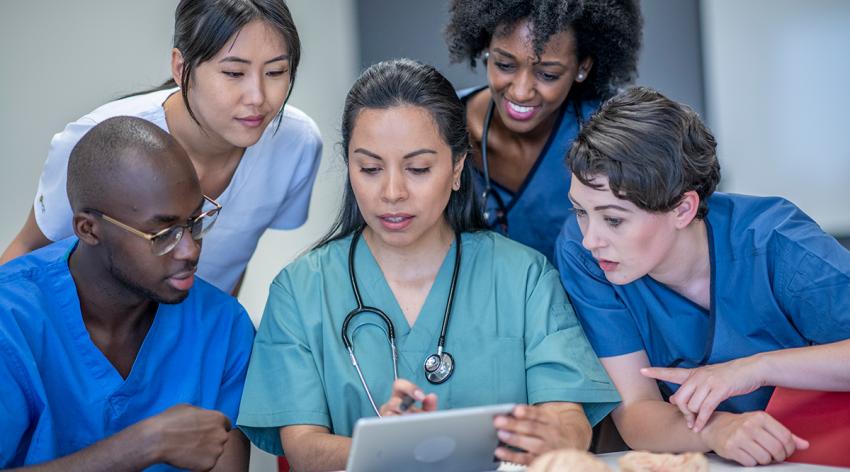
[{"xmin": 445, "ymin": 0, "xmax": 642, "ymax": 262}]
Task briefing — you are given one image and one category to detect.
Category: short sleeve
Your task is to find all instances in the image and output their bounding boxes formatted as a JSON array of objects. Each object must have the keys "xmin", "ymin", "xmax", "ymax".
[
  {"xmin": 269, "ymin": 119, "xmax": 322, "ymax": 230},
  {"xmin": 33, "ymin": 119, "xmax": 97, "ymax": 242},
  {"xmin": 554, "ymin": 221, "xmax": 644, "ymax": 357},
  {"xmin": 237, "ymin": 271, "xmax": 330, "ymax": 456},
  {"xmin": 215, "ymin": 306, "xmax": 256, "ymax": 425},
  {"xmin": 772, "ymin": 223, "xmax": 850, "ymax": 344},
  {"xmin": 0, "ymin": 340, "xmax": 37, "ymax": 467},
  {"xmin": 523, "ymin": 260, "xmax": 621, "ymax": 426}
]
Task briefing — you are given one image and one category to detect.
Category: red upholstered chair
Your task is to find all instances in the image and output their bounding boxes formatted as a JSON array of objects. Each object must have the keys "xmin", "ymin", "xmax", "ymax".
[{"xmin": 765, "ymin": 387, "xmax": 850, "ymax": 467}]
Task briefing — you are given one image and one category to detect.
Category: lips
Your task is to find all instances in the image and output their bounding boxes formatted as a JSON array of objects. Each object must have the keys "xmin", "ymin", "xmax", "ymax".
[
  {"xmin": 167, "ymin": 269, "xmax": 196, "ymax": 291},
  {"xmin": 597, "ymin": 259, "xmax": 619, "ymax": 272},
  {"xmin": 236, "ymin": 114, "xmax": 265, "ymax": 128},
  {"xmin": 378, "ymin": 213, "xmax": 414, "ymax": 231},
  {"xmin": 502, "ymin": 98, "xmax": 540, "ymax": 121}
]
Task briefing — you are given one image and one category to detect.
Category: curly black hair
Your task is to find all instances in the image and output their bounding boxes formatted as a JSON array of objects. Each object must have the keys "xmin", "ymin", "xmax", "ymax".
[{"xmin": 445, "ymin": 0, "xmax": 643, "ymax": 101}]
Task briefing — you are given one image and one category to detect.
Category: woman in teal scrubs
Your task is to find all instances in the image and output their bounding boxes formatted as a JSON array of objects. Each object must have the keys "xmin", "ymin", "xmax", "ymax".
[
  {"xmin": 556, "ymin": 87, "xmax": 850, "ymax": 466},
  {"xmin": 237, "ymin": 59, "xmax": 619, "ymax": 470}
]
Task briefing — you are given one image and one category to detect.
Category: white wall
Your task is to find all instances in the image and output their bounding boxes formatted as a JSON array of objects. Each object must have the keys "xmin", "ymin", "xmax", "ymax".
[
  {"xmin": 702, "ymin": 0, "xmax": 850, "ymax": 234},
  {"xmin": 0, "ymin": 1, "xmax": 357, "ymax": 470}
]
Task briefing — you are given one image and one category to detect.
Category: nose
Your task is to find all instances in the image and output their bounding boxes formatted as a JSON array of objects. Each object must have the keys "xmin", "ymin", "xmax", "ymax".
[
  {"xmin": 381, "ymin": 168, "xmax": 408, "ymax": 203},
  {"xmin": 581, "ymin": 219, "xmax": 606, "ymax": 252},
  {"xmin": 171, "ymin": 227, "xmax": 201, "ymax": 263},
  {"xmin": 509, "ymin": 69, "xmax": 535, "ymax": 102},
  {"xmin": 242, "ymin": 73, "xmax": 266, "ymax": 107}
]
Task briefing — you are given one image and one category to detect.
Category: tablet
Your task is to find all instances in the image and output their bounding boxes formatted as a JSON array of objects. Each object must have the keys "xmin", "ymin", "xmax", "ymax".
[{"xmin": 346, "ymin": 403, "xmax": 516, "ymax": 472}]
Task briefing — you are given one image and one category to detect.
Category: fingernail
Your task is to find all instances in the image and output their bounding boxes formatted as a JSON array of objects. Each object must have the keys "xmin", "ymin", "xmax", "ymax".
[
  {"xmin": 414, "ymin": 389, "xmax": 425, "ymax": 400},
  {"xmin": 494, "ymin": 416, "xmax": 507, "ymax": 427},
  {"xmin": 497, "ymin": 430, "xmax": 511, "ymax": 440}
]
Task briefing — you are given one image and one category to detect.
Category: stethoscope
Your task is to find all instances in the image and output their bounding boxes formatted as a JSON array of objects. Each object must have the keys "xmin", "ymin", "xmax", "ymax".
[
  {"xmin": 480, "ymin": 100, "xmax": 510, "ymax": 234},
  {"xmin": 340, "ymin": 228, "xmax": 462, "ymax": 416}
]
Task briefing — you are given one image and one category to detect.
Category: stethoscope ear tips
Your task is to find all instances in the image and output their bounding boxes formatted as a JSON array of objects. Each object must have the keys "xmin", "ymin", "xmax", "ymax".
[{"xmin": 424, "ymin": 351, "xmax": 455, "ymax": 384}]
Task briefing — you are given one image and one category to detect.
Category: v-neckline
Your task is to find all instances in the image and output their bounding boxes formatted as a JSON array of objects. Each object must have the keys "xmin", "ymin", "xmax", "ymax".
[
  {"xmin": 58, "ymin": 247, "xmax": 164, "ymax": 392},
  {"xmin": 354, "ymin": 234, "xmax": 459, "ymax": 351}
]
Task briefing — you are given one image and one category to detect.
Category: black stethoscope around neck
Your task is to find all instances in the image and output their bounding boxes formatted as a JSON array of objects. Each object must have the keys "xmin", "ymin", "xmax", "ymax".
[
  {"xmin": 480, "ymin": 99, "xmax": 510, "ymax": 234},
  {"xmin": 340, "ymin": 228, "xmax": 462, "ymax": 416}
]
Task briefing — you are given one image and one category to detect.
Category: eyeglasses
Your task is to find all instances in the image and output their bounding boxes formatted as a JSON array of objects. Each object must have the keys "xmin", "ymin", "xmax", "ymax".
[{"xmin": 88, "ymin": 195, "xmax": 222, "ymax": 256}]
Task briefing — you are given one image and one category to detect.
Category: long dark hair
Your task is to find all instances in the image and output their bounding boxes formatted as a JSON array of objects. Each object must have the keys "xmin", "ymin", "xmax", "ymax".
[
  {"xmin": 126, "ymin": 0, "xmax": 301, "ymax": 130},
  {"xmin": 316, "ymin": 59, "xmax": 486, "ymax": 248}
]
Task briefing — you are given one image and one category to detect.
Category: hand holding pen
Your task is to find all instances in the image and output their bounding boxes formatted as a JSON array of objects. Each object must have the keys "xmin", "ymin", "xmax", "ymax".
[{"xmin": 379, "ymin": 379, "xmax": 439, "ymax": 416}]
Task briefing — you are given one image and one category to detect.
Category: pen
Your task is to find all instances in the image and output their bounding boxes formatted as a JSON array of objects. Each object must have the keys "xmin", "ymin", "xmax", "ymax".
[{"xmin": 400, "ymin": 394, "xmax": 416, "ymax": 412}]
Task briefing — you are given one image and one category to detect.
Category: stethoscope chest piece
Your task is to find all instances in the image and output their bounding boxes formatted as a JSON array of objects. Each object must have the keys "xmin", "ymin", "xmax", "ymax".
[{"xmin": 423, "ymin": 351, "xmax": 454, "ymax": 384}]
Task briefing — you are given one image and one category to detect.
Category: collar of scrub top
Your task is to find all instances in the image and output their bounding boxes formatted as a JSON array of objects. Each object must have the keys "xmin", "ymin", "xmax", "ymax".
[
  {"xmin": 340, "ymin": 227, "xmax": 463, "ymax": 416},
  {"xmin": 480, "ymin": 100, "xmax": 510, "ymax": 234}
]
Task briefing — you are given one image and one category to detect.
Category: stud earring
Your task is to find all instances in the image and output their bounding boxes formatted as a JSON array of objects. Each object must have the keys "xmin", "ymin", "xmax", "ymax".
[
  {"xmin": 577, "ymin": 71, "xmax": 586, "ymax": 81},
  {"xmin": 482, "ymin": 51, "xmax": 490, "ymax": 64}
]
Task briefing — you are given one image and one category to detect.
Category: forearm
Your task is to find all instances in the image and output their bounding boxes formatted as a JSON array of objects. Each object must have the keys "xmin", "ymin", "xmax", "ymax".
[
  {"xmin": 9, "ymin": 422, "xmax": 154, "ymax": 472},
  {"xmin": 755, "ymin": 339, "xmax": 850, "ymax": 391},
  {"xmin": 538, "ymin": 402, "xmax": 592, "ymax": 450},
  {"xmin": 210, "ymin": 429, "xmax": 249, "ymax": 472},
  {"xmin": 612, "ymin": 399, "xmax": 714, "ymax": 453},
  {"xmin": 281, "ymin": 428, "xmax": 352, "ymax": 472}
]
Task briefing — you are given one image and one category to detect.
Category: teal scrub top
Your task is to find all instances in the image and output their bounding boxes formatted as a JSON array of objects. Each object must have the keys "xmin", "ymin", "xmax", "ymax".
[{"xmin": 237, "ymin": 231, "xmax": 619, "ymax": 456}]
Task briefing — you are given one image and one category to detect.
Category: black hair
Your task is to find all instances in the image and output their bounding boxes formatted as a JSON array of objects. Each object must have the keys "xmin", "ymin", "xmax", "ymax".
[
  {"xmin": 67, "ymin": 116, "xmax": 190, "ymax": 213},
  {"xmin": 569, "ymin": 86, "xmax": 720, "ymax": 219},
  {"xmin": 316, "ymin": 59, "xmax": 487, "ymax": 248},
  {"xmin": 445, "ymin": 0, "xmax": 642, "ymax": 102},
  {"xmin": 127, "ymin": 0, "xmax": 301, "ymax": 129}
]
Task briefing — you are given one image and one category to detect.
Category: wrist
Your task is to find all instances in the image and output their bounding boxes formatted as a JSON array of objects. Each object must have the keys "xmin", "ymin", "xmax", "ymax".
[
  {"xmin": 697, "ymin": 410, "xmax": 732, "ymax": 448},
  {"xmin": 132, "ymin": 417, "xmax": 165, "ymax": 467},
  {"xmin": 739, "ymin": 353, "xmax": 770, "ymax": 388}
]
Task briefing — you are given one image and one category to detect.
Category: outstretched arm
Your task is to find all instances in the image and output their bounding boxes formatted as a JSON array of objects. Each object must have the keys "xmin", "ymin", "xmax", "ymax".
[
  {"xmin": 642, "ymin": 339, "xmax": 850, "ymax": 432},
  {"xmin": 605, "ymin": 351, "xmax": 807, "ymax": 466}
]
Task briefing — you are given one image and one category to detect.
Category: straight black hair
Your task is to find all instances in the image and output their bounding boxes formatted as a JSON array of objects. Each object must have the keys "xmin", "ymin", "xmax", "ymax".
[
  {"xmin": 125, "ymin": 0, "xmax": 301, "ymax": 131},
  {"xmin": 315, "ymin": 59, "xmax": 486, "ymax": 248}
]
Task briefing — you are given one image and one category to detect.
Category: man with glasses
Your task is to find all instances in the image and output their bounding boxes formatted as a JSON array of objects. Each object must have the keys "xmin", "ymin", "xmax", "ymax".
[{"xmin": 0, "ymin": 117, "xmax": 254, "ymax": 470}]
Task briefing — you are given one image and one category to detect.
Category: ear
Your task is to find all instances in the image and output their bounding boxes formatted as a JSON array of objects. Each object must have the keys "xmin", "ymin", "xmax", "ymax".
[
  {"xmin": 672, "ymin": 191, "xmax": 700, "ymax": 229},
  {"xmin": 73, "ymin": 212, "xmax": 101, "ymax": 247},
  {"xmin": 171, "ymin": 48, "xmax": 185, "ymax": 87},
  {"xmin": 576, "ymin": 56, "xmax": 594, "ymax": 83},
  {"xmin": 452, "ymin": 153, "xmax": 467, "ymax": 191}
]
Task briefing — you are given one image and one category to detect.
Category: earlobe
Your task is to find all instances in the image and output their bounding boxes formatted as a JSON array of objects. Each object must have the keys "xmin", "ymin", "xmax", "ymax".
[
  {"xmin": 576, "ymin": 57, "xmax": 594, "ymax": 83},
  {"xmin": 171, "ymin": 48, "xmax": 185, "ymax": 87},
  {"xmin": 73, "ymin": 213, "xmax": 100, "ymax": 247}
]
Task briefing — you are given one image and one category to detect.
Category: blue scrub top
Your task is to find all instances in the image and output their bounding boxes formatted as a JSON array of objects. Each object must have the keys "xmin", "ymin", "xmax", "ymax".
[
  {"xmin": 0, "ymin": 238, "xmax": 255, "ymax": 469},
  {"xmin": 556, "ymin": 192, "xmax": 850, "ymax": 413},
  {"xmin": 458, "ymin": 86, "xmax": 598, "ymax": 263},
  {"xmin": 238, "ymin": 231, "xmax": 620, "ymax": 456}
]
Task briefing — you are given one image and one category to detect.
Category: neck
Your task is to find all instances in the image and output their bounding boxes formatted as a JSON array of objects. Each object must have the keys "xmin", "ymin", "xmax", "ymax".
[
  {"xmin": 362, "ymin": 222, "xmax": 455, "ymax": 283},
  {"xmin": 163, "ymin": 92, "xmax": 244, "ymax": 168},
  {"xmin": 649, "ymin": 219, "xmax": 711, "ymax": 304},
  {"xmin": 68, "ymin": 244, "xmax": 156, "ymax": 333}
]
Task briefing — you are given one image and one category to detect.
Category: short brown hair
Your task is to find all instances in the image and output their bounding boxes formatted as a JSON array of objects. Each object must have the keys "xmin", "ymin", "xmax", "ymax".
[{"xmin": 568, "ymin": 86, "xmax": 720, "ymax": 219}]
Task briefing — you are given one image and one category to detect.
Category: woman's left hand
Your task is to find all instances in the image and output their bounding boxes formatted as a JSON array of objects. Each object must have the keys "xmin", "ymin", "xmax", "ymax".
[
  {"xmin": 493, "ymin": 403, "xmax": 590, "ymax": 465},
  {"xmin": 641, "ymin": 356, "xmax": 765, "ymax": 433}
]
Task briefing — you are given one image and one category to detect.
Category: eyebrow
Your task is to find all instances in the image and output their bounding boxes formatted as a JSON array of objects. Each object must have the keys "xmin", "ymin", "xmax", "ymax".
[
  {"xmin": 568, "ymin": 194, "xmax": 632, "ymax": 212},
  {"xmin": 353, "ymin": 148, "xmax": 437, "ymax": 160},
  {"xmin": 492, "ymin": 48, "xmax": 566, "ymax": 68},
  {"xmin": 147, "ymin": 199, "xmax": 205, "ymax": 225},
  {"xmin": 218, "ymin": 54, "xmax": 290, "ymax": 65}
]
